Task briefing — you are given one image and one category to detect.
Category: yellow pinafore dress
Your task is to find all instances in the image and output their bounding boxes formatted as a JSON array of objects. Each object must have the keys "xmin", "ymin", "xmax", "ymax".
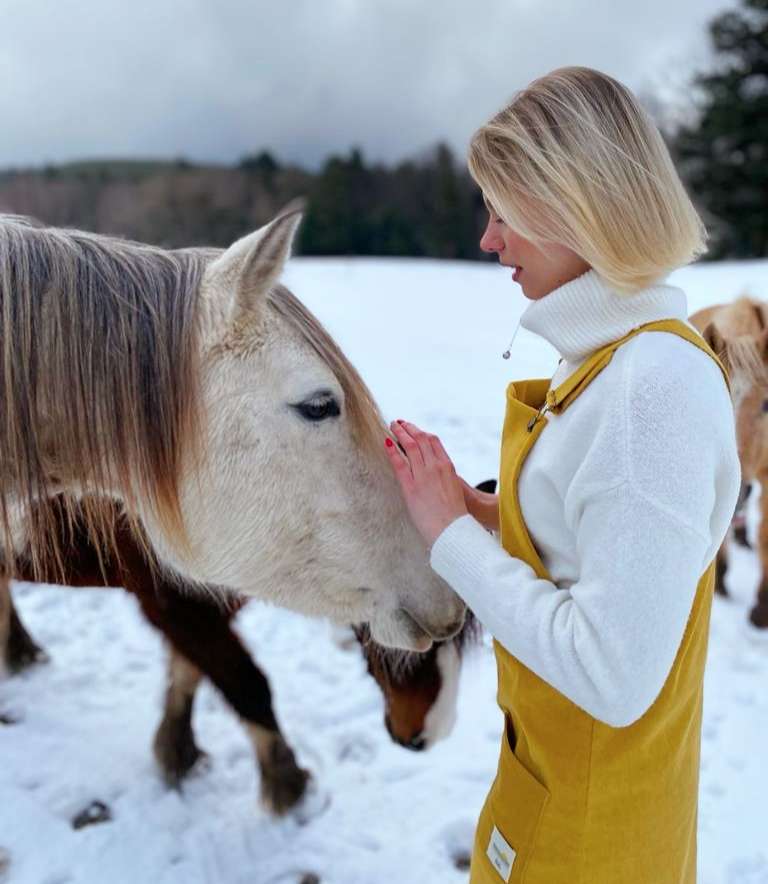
[{"xmin": 471, "ymin": 319, "xmax": 730, "ymax": 884}]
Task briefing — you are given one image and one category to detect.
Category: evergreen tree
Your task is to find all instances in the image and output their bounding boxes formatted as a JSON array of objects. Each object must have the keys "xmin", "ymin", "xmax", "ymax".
[
  {"xmin": 424, "ymin": 142, "xmax": 478, "ymax": 259},
  {"xmin": 673, "ymin": 0, "xmax": 768, "ymax": 258},
  {"xmin": 300, "ymin": 148, "xmax": 376, "ymax": 254},
  {"xmin": 239, "ymin": 150, "xmax": 281, "ymax": 192}
]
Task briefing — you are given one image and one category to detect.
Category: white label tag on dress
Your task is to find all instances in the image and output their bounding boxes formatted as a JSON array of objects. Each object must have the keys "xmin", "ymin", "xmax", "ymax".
[{"xmin": 486, "ymin": 825, "xmax": 516, "ymax": 881}]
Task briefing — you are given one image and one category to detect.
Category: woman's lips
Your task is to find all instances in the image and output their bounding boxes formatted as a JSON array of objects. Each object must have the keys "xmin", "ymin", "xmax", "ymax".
[{"xmin": 513, "ymin": 266, "xmax": 523, "ymax": 282}]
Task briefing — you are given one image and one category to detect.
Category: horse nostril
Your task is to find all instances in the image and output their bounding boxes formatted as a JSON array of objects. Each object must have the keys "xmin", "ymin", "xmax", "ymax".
[{"xmin": 408, "ymin": 734, "xmax": 426, "ymax": 751}]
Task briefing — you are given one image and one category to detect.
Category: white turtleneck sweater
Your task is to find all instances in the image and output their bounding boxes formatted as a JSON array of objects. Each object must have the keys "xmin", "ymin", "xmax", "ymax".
[{"xmin": 429, "ymin": 269, "xmax": 741, "ymax": 728}]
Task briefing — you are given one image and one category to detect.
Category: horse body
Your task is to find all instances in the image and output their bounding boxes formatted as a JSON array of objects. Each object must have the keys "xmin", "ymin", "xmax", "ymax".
[
  {"xmin": 690, "ymin": 296, "xmax": 768, "ymax": 626},
  {"xmin": 0, "ymin": 208, "xmax": 465, "ymax": 651},
  {"xmin": 1, "ymin": 491, "xmax": 480, "ymax": 813}
]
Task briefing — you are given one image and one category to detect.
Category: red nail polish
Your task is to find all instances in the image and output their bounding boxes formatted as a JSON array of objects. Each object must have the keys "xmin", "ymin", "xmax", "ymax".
[{"xmin": 385, "ymin": 438, "xmax": 394, "ymax": 448}]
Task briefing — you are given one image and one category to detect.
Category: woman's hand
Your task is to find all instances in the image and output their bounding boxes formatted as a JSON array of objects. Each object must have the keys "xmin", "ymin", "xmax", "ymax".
[{"xmin": 384, "ymin": 419, "xmax": 469, "ymax": 549}]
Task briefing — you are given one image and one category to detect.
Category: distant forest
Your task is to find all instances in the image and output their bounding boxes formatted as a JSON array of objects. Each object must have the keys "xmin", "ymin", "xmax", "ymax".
[
  {"xmin": 1, "ymin": 0, "xmax": 765, "ymax": 261},
  {"xmin": 0, "ymin": 144, "xmax": 487, "ymax": 260}
]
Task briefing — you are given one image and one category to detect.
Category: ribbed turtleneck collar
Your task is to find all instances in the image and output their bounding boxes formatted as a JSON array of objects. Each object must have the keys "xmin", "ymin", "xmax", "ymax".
[{"xmin": 518, "ymin": 268, "xmax": 689, "ymax": 363}]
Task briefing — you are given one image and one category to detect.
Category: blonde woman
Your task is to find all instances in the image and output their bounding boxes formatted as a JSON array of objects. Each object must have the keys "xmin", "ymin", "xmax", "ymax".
[{"xmin": 384, "ymin": 67, "xmax": 740, "ymax": 883}]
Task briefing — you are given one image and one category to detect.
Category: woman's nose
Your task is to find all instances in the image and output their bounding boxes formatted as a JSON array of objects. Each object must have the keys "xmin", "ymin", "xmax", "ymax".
[{"xmin": 479, "ymin": 222, "xmax": 501, "ymax": 254}]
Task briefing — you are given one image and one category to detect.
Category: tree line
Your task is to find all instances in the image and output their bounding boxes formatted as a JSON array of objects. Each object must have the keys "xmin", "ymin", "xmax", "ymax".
[
  {"xmin": 0, "ymin": 144, "xmax": 486, "ymax": 259},
  {"xmin": 0, "ymin": 0, "xmax": 764, "ymax": 261}
]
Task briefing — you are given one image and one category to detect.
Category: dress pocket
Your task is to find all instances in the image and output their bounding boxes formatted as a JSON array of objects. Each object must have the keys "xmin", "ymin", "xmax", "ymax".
[{"xmin": 472, "ymin": 716, "xmax": 550, "ymax": 883}]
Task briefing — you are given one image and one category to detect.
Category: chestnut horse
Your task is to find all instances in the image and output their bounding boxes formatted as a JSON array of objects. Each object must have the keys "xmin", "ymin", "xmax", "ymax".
[
  {"xmin": 2, "ymin": 491, "xmax": 483, "ymax": 813},
  {"xmin": 690, "ymin": 296, "xmax": 768, "ymax": 627}
]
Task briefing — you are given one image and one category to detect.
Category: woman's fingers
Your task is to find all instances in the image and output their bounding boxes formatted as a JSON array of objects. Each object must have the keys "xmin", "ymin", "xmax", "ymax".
[
  {"xmin": 427, "ymin": 431, "xmax": 455, "ymax": 470},
  {"xmin": 389, "ymin": 420, "xmax": 427, "ymax": 469},
  {"xmin": 391, "ymin": 420, "xmax": 454, "ymax": 473},
  {"xmin": 384, "ymin": 434, "xmax": 415, "ymax": 486},
  {"xmin": 401, "ymin": 420, "xmax": 453, "ymax": 471},
  {"xmin": 383, "ymin": 420, "xmax": 470, "ymax": 547}
]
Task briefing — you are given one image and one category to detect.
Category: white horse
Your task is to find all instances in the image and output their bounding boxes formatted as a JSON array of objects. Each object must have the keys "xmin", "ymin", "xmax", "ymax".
[{"xmin": 0, "ymin": 204, "xmax": 465, "ymax": 655}]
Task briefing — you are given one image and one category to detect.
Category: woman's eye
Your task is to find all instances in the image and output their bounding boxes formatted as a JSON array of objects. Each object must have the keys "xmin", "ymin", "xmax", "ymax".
[{"xmin": 294, "ymin": 396, "xmax": 341, "ymax": 422}]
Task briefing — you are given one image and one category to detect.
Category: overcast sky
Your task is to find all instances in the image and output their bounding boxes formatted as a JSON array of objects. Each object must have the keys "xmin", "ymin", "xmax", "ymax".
[{"xmin": 0, "ymin": 0, "xmax": 733, "ymax": 170}]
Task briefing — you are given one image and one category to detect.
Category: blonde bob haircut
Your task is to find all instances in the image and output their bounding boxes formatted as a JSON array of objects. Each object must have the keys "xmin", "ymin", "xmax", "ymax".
[{"xmin": 467, "ymin": 66, "xmax": 707, "ymax": 293}]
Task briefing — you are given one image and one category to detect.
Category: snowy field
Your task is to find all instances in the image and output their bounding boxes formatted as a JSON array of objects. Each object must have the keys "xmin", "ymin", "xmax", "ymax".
[{"xmin": 2, "ymin": 256, "xmax": 768, "ymax": 884}]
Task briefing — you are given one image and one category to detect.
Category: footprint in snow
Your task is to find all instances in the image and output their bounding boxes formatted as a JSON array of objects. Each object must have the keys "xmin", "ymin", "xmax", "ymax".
[
  {"xmin": 438, "ymin": 817, "xmax": 475, "ymax": 872},
  {"xmin": 71, "ymin": 799, "xmax": 113, "ymax": 830},
  {"xmin": 336, "ymin": 733, "xmax": 377, "ymax": 764}
]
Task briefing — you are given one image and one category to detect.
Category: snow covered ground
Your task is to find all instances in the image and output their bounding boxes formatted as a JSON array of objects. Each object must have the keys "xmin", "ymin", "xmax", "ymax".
[{"xmin": 2, "ymin": 256, "xmax": 768, "ymax": 884}]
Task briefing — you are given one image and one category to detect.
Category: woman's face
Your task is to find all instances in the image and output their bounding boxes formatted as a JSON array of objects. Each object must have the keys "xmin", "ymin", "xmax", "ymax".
[{"xmin": 479, "ymin": 207, "xmax": 590, "ymax": 300}]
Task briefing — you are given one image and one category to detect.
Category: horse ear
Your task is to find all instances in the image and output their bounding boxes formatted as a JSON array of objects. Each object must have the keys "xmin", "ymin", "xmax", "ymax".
[
  {"xmin": 207, "ymin": 198, "xmax": 305, "ymax": 325},
  {"xmin": 702, "ymin": 321, "xmax": 728, "ymax": 362}
]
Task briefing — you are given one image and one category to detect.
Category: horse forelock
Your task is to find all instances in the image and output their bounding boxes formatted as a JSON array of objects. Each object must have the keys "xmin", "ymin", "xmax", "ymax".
[
  {"xmin": 0, "ymin": 216, "xmax": 206, "ymax": 579},
  {"xmin": 727, "ymin": 334, "xmax": 768, "ymax": 388}
]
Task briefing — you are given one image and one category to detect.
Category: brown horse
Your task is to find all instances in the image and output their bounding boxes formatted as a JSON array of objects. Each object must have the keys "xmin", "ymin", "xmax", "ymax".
[
  {"xmin": 690, "ymin": 296, "xmax": 768, "ymax": 627},
  {"xmin": 2, "ymin": 492, "xmax": 482, "ymax": 813},
  {"xmin": 352, "ymin": 479, "xmax": 493, "ymax": 749}
]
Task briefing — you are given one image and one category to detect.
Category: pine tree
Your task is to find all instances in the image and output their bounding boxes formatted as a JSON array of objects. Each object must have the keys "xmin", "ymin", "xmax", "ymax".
[{"xmin": 673, "ymin": 0, "xmax": 768, "ymax": 258}]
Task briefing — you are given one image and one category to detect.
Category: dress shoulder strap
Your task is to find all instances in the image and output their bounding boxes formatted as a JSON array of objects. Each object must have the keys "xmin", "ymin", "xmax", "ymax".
[{"xmin": 544, "ymin": 318, "xmax": 730, "ymax": 417}]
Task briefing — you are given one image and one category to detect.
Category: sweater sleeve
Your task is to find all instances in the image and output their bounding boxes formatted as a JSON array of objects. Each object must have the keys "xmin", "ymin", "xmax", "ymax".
[{"xmin": 429, "ymin": 481, "xmax": 712, "ymax": 728}]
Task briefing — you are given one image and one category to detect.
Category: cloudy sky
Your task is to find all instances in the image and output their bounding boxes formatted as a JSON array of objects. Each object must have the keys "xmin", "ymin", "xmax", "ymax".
[{"xmin": 1, "ymin": 0, "xmax": 733, "ymax": 170}]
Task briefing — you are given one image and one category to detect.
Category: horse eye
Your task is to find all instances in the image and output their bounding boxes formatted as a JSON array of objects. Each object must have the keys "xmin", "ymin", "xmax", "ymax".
[
  {"xmin": 762, "ymin": 399, "xmax": 768, "ymax": 414},
  {"xmin": 294, "ymin": 394, "xmax": 340, "ymax": 422}
]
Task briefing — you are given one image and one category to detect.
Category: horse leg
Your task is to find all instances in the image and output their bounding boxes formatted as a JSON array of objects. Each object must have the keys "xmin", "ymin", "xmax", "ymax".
[
  {"xmin": 174, "ymin": 612, "xmax": 309, "ymax": 815},
  {"xmin": 731, "ymin": 481, "xmax": 752, "ymax": 549},
  {"xmin": 714, "ymin": 541, "xmax": 729, "ymax": 597},
  {"xmin": 751, "ymin": 595, "xmax": 768, "ymax": 628},
  {"xmin": 0, "ymin": 577, "xmax": 9, "ymax": 677},
  {"xmin": 733, "ymin": 501, "xmax": 752, "ymax": 549},
  {"xmin": 750, "ymin": 476, "xmax": 768, "ymax": 628},
  {"xmin": 716, "ymin": 481, "xmax": 756, "ymax": 596},
  {"xmin": 243, "ymin": 708, "xmax": 311, "ymax": 817},
  {"xmin": 152, "ymin": 647, "xmax": 208, "ymax": 785},
  {"xmin": 136, "ymin": 585, "xmax": 309, "ymax": 814},
  {"xmin": 0, "ymin": 578, "xmax": 48, "ymax": 674}
]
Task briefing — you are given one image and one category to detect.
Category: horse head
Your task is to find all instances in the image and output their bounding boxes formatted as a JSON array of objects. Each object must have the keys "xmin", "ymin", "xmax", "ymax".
[{"xmin": 0, "ymin": 206, "xmax": 465, "ymax": 651}]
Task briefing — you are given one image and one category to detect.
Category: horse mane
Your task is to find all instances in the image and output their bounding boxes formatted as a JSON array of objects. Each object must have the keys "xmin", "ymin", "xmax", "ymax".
[
  {"xmin": 354, "ymin": 609, "xmax": 482, "ymax": 681},
  {"xmin": 0, "ymin": 216, "xmax": 206, "ymax": 580},
  {"xmin": 724, "ymin": 335, "xmax": 768, "ymax": 386}
]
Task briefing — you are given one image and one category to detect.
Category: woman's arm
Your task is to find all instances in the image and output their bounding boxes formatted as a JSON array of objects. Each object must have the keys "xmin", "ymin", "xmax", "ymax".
[
  {"xmin": 385, "ymin": 342, "xmax": 739, "ymax": 727},
  {"xmin": 429, "ymin": 341, "xmax": 741, "ymax": 728},
  {"xmin": 429, "ymin": 486, "xmax": 710, "ymax": 727}
]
